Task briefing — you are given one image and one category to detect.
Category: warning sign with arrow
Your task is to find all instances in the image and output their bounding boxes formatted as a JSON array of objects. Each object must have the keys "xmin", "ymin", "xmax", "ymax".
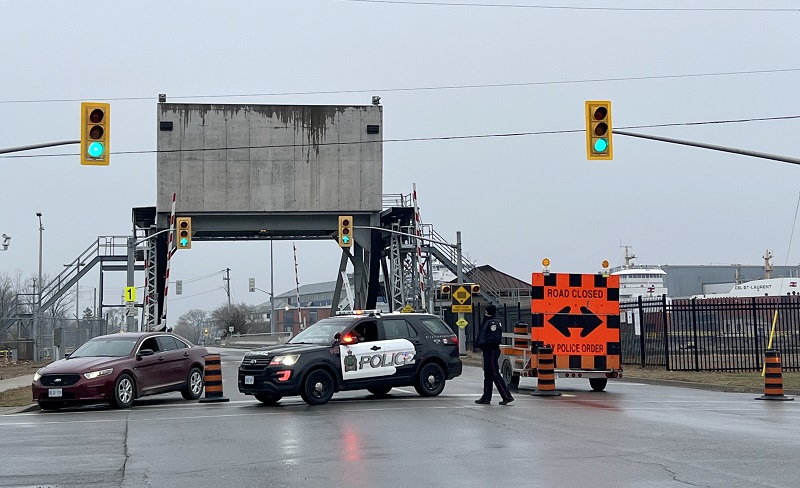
[{"xmin": 531, "ymin": 272, "xmax": 620, "ymax": 358}]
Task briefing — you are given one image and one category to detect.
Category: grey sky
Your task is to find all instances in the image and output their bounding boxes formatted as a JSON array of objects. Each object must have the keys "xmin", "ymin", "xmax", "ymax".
[{"xmin": 1, "ymin": 1, "xmax": 799, "ymax": 324}]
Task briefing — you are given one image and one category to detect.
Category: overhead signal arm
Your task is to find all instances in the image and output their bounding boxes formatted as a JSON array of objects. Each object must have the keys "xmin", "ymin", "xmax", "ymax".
[{"xmin": 613, "ymin": 129, "xmax": 800, "ymax": 166}]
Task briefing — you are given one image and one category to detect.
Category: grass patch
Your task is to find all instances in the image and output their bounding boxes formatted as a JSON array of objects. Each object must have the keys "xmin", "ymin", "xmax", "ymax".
[
  {"xmin": 622, "ymin": 365, "xmax": 800, "ymax": 392},
  {"xmin": 0, "ymin": 386, "xmax": 34, "ymax": 408},
  {"xmin": 0, "ymin": 361, "xmax": 50, "ymax": 380}
]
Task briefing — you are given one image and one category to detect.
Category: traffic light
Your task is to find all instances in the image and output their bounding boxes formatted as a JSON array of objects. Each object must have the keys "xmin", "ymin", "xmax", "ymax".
[
  {"xmin": 441, "ymin": 284, "xmax": 452, "ymax": 300},
  {"xmin": 176, "ymin": 217, "xmax": 192, "ymax": 249},
  {"xmin": 338, "ymin": 215, "xmax": 353, "ymax": 248},
  {"xmin": 585, "ymin": 100, "xmax": 613, "ymax": 160},
  {"xmin": 470, "ymin": 284, "xmax": 481, "ymax": 294},
  {"xmin": 80, "ymin": 102, "xmax": 110, "ymax": 165},
  {"xmin": 249, "ymin": 278, "xmax": 256, "ymax": 293},
  {"xmin": 175, "ymin": 280, "xmax": 183, "ymax": 295},
  {"xmin": 204, "ymin": 328, "xmax": 209, "ymax": 336}
]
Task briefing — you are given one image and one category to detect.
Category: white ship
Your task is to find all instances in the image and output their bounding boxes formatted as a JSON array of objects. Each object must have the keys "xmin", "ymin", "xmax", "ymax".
[
  {"xmin": 610, "ymin": 246, "xmax": 668, "ymax": 301},
  {"xmin": 692, "ymin": 250, "xmax": 800, "ymax": 298},
  {"xmin": 720, "ymin": 277, "xmax": 799, "ymax": 297}
]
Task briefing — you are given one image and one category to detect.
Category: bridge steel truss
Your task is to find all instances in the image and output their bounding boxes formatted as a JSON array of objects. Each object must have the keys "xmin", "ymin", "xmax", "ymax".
[{"xmin": 132, "ymin": 196, "xmax": 448, "ymax": 330}]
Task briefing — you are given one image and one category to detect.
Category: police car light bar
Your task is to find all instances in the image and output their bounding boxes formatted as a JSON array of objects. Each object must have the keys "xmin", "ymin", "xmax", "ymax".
[{"xmin": 335, "ymin": 309, "xmax": 382, "ymax": 316}]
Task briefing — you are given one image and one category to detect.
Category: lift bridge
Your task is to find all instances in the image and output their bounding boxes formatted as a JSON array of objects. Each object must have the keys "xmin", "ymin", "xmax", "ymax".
[{"xmin": 0, "ymin": 192, "xmax": 503, "ymax": 340}]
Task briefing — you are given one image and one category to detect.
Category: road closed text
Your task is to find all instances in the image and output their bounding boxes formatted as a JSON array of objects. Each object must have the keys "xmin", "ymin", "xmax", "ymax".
[
  {"xmin": 546, "ymin": 288, "xmax": 605, "ymax": 299},
  {"xmin": 555, "ymin": 343, "xmax": 605, "ymax": 354}
]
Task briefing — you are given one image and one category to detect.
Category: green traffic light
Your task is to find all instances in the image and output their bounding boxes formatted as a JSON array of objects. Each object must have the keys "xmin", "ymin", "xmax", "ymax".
[
  {"xmin": 87, "ymin": 142, "xmax": 105, "ymax": 158},
  {"xmin": 342, "ymin": 235, "xmax": 350, "ymax": 244},
  {"xmin": 593, "ymin": 138, "xmax": 608, "ymax": 152},
  {"xmin": 179, "ymin": 237, "xmax": 189, "ymax": 247}
]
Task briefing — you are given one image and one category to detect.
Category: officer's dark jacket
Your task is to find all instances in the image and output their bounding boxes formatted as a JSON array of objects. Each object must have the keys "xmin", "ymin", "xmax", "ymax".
[{"xmin": 475, "ymin": 316, "xmax": 503, "ymax": 351}]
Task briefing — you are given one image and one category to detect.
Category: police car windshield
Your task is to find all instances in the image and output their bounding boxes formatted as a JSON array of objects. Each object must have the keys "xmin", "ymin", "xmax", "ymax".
[{"xmin": 287, "ymin": 317, "xmax": 353, "ymax": 345}]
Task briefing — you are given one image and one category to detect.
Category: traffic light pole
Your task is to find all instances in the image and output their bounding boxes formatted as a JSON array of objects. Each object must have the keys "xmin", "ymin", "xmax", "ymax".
[
  {"xmin": 456, "ymin": 231, "xmax": 466, "ymax": 355},
  {"xmin": 125, "ymin": 228, "xmax": 174, "ymax": 332},
  {"xmin": 614, "ymin": 130, "xmax": 800, "ymax": 166},
  {"xmin": 0, "ymin": 140, "xmax": 79, "ymax": 155}
]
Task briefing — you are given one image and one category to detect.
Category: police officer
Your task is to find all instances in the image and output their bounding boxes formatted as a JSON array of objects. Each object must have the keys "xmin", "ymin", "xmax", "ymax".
[{"xmin": 474, "ymin": 304, "xmax": 514, "ymax": 405}]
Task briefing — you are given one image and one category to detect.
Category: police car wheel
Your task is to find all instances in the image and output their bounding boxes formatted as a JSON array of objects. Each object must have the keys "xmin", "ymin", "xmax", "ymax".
[
  {"xmin": 367, "ymin": 386, "xmax": 392, "ymax": 397},
  {"xmin": 300, "ymin": 369, "xmax": 335, "ymax": 405},
  {"xmin": 589, "ymin": 378, "xmax": 607, "ymax": 392},
  {"xmin": 414, "ymin": 363, "xmax": 446, "ymax": 397},
  {"xmin": 255, "ymin": 394, "xmax": 282, "ymax": 405}
]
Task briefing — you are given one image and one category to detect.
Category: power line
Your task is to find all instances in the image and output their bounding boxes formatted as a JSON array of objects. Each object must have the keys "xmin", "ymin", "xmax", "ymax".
[
  {"xmin": 168, "ymin": 288, "xmax": 227, "ymax": 301},
  {"xmin": 331, "ymin": 0, "xmax": 799, "ymax": 11},
  {"xmin": 2, "ymin": 68, "xmax": 800, "ymax": 104},
  {"xmin": 2, "ymin": 114, "xmax": 799, "ymax": 160}
]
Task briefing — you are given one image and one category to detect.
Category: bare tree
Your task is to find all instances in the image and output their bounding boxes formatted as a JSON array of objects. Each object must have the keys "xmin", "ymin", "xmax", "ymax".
[
  {"xmin": 209, "ymin": 302, "xmax": 255, "ymax": 335},
  {"xmin": 174, "ymin": 309, "xmax": 207, "ymax": 342}
]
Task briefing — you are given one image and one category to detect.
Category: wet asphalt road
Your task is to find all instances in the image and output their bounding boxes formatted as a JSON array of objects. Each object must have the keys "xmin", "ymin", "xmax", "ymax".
[{"xmin": 1, "ymin": 347, "xmax": 799, "ymax": 487}]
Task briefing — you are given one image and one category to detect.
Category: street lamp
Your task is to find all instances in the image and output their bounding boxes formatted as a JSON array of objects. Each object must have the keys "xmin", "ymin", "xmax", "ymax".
[{"xmin": 35, "ymin": 212, "xmax": 43, "ymax": 361}]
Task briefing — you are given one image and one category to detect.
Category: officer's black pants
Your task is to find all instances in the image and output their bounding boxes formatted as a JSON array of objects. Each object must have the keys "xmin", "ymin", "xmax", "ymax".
[{"xmin": 480, "ymin": 348, "xmax": 512, "ymax": 401}]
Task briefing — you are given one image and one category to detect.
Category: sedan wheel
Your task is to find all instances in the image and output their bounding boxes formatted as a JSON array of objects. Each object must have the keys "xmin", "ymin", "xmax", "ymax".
[
  {"xmin": 110, "ymin": 373, "xmax": 135, "ymax": 409},
  {"xmin": 181, "ymin": 367, "xmax": 204, "ymax": 400}
]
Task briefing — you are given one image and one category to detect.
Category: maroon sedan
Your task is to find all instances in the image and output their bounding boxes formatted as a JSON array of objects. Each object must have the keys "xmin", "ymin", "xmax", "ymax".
[{"xmin": 32, "ymin": 332, "xmax": 208, "ymax": 410}]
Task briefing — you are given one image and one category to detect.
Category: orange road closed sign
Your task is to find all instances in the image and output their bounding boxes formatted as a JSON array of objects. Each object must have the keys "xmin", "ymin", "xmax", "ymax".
[{"xmin": 531, "ymin": 273, "xmax": 620, "ymax": 360}]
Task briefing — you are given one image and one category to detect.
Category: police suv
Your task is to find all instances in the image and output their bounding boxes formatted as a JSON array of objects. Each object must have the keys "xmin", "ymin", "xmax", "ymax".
[{"xmin": 238, "ymin": 310, "xmax": 462, "ymax": 405}]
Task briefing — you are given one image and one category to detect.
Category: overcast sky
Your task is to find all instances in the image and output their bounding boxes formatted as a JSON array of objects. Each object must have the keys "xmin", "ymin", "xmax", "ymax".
[{"xmin": 2, "ymin": 0, "xmax": 799, "ymax": 325}]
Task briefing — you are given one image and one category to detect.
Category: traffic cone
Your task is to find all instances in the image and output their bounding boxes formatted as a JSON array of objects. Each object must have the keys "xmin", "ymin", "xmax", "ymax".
[
  {"xmin": 756, "ymin": 349, "xmax": 793, "ymax": 401},
  {"xmin": 532, "ymin": 345, "xmax": 561, "ymax": 397},
  {"xmin": 199, "ymin": 353, "xmax": 230, "ymax": 403}
]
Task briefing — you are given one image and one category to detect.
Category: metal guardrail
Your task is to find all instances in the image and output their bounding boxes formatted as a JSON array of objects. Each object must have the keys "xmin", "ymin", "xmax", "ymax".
[{"xmin": 224, "ymin": 332, "xmax": 292, "ymax": 349}]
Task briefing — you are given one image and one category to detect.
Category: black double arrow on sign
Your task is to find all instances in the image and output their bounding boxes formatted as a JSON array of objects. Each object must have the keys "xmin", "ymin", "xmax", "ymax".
[{"xmin": 547, "ymin": 306, "xmax": 603, "ymax": 338}]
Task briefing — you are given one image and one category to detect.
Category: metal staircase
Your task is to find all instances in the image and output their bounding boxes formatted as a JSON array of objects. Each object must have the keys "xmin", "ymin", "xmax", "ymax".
[
  {"xmin": 380, "ymin": 192, "xmax": 505, "ymax": 312},
  {"xmin": 0, "ymin": 236, "xmax": 131, "ymax": 336},
  {"xmin": 419, "ymin": 225, "xmax": 504, "ymax": 305}
]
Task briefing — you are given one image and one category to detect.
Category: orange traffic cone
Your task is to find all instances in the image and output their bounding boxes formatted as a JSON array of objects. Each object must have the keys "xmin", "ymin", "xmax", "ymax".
[
  {"xmin": 532, "ymin": 345, "xmax": 561, "ymax": 397},
  {"xmin": 199, "ymin": 353, "xmax": 230, "ymax": 403},
  {"xmin": 756, "ymin": 349, "xmax": 793, "ymax": 401}
]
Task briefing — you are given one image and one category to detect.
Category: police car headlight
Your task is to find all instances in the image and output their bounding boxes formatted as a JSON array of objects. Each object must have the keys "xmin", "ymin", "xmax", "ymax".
[{"xmin": 270, "ymin": 355, "xmax": 300, "ymax": 366}]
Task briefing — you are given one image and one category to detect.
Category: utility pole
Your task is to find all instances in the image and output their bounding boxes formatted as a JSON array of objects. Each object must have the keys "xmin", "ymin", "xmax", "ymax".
[
  {"xmin": 224, "ymin": 267, "xmax": 232, "ymax": 311},
  {"xmin": 223, "ymin": 268, "xmax": 232, "ymax": 335},
  {"xmin": 270, "ymin": 241, "xmax": 275, "ymax": 334}
]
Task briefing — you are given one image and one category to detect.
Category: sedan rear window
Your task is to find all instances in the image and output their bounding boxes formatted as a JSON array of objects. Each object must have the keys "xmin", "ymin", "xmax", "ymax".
[{"xmin": 420, "ymin": 317, "xmax": 454, "ymax": 336}]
